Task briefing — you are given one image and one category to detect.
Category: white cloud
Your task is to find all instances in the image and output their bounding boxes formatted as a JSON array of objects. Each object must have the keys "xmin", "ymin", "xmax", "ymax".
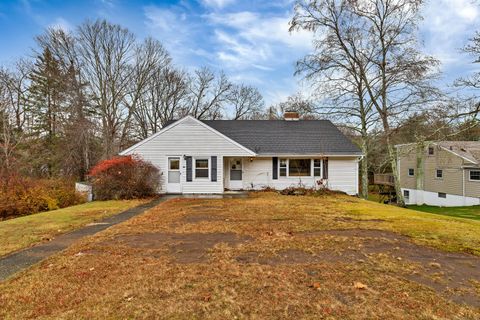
[
  {"xmin": 19, "ymin": 0, "xmax": 44, "ymax": 25},
  {"xmin": 99, "ymin": 0, "xmax": 116, "ymax": 7},
  {"xmin": 49, "ymin": 17, "xmax": 72, "ymax": 32},
  {"xmin": 421, "ymin": 0, "xmax": 480, "ymax": 66},
  {"xmin": 144, "ymin": 6, "xmax": 179, "ymax": 32},
  {"xmin": 207, "ymin": 11, "xmax": 312, "ymax": 71},
  {"xmin": 144, "ymin": 6, "xmax": 313, "ymax": 106},
  {"xmin": 200, "ymin": 0, "xmax": 236, "ymax": 9},
  {"xmin": 208, "ymin": 11, "xmax": 312, "ymax": 50},
  {"xmin": 144, "ymin": 5, "xmax": 192, "ymax": 53}
]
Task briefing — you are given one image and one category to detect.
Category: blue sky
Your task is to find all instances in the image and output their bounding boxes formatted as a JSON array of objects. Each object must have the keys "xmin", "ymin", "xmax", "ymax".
[{"xmin": 0, "ymin": 0, "xmax": 479, "ymax": 106}]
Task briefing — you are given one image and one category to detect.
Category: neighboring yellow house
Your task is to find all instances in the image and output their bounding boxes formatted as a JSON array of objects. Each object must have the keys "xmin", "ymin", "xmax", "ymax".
[{"xmin": 396, "ymin": 141, "xmax": 480, "ymax": 207}]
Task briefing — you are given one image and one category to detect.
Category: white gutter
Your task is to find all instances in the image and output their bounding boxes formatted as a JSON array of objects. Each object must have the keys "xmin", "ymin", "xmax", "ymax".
[{"xmin": 257, "ymin": 154, "xmax": 364, "ymax": 157}]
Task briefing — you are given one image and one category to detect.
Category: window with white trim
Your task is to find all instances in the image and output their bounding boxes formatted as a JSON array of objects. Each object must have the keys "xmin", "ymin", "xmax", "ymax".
[
  {"xmin": 313, "ymin": 159, "xmax": 322, "ymax": 177},
  {"xmin": 194, "ymin": 158, "xmax": 209, "ymax": 179},
  {"xmin": 438, "ymin": 192, "xmax": 446, "ymax": 198},
  {"xmin": 470, "ymin": 170, "xmax": 480, "ymax": 181},
  {"xmin": 428, "ymin": 147, "xmax": 434, "ymax": 155},
  {"xmin": 403, "ymin": 190, "xmax": 410, "ymax": 200},
  {"xmin": 289, "ymin": 159, "xmax": 311, "ymax": 176},
  {"xmin": 278, "ymin": 158, "xmax": 320, "ymax": 177},
  {"xmin": 279, "ymin": 158, "xmax": 287, "ymax": 177},
  {"xmin": 436, "ymin": 169, "xmax": 443, "ymax": 179},
  {"xmin": 408, "ymin": 168, "xmax": 415, "ymax": 176}
]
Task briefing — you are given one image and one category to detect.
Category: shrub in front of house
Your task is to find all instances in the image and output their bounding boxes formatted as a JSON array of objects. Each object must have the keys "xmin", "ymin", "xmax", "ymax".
[
  {"xmin": 88, "ymin": 155, "xmax": 160, "ymax": 200},
  {"xmin": 0, "ymin": 176, "xmax": 85, "ymax": 220}
]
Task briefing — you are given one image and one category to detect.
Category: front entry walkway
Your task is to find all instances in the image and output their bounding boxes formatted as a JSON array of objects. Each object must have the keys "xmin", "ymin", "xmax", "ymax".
[
  {"xmin": 0, "ymin": 196, "xmax": 175, "ymax": 281},
  {"xmin": 0, "ymin": 193, "xmax": 249, "ymax": 281}
]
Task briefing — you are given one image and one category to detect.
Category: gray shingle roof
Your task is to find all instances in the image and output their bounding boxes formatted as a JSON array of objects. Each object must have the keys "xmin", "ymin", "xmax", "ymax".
[
  {"xmin": 436, "ymin": 141, "xmax": 480, "ymax": 164},
  {"xmin": 198, "ymin": 120, "xmax": 362, "ymax": 155}
]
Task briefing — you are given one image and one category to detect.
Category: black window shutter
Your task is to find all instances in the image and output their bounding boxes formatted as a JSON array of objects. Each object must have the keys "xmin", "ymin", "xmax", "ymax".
[
  {"xmin": 272, "ymin": 157, "xmax": 278, "ymax": 180},
  {"xmin": 322, "ymin": 158, "xmax": 328, "ymax": 179},
  {"xmin": 211, "ymin": 156, "xmax": 217, "ymax": 182},
  {"xmin": 186, "ymin": 156, "xmax": 192, "ymax": 182}
]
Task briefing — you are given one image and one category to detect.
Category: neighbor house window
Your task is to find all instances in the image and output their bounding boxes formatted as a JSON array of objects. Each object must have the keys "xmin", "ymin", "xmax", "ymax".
[
  {"xmin": 428, "ymin": 147, "xmax": 434, "ymax": 155},
  {"xmin": 195, "ymin": 158, "xmax": 209, "ymax": 179},
  {"xmin": 436, "ymin": 169, "xmax": 443, "ymax": 179},
  {"xmin": 408, "ymin": 168, "xmax": 415, "ymax": 176},
  {"xmin": 313, "ymin": 159, "xmax": 322, "ymax": 177},
  {"xmin": 470, "ymin": 170, "xmax": 480, "ymax": 181},
  {"xmin": 403, "ymin": 190, "xmax": 410, "ymax": 200},
  {"xmin": 438, "ymin": 192, "xmax": 446, "ymax": 198},
  {"xmin": 279, "ymin": 159, "xmax": 287, "ymax": 177},
  {"xmin": 289, "ymin": 159, "xmax": 311, "ymax": 176}
]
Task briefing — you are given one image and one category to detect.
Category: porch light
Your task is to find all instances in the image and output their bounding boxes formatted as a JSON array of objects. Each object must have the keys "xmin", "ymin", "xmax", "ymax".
[{"xmin": 249, "ymin": 157, "xmax": 254, "ymax": 162}]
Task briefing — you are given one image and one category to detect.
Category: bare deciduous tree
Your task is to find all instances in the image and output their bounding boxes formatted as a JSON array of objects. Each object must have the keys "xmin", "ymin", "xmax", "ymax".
[
  {"xmin": 77, "ymin": 19, "xmax": 136, "ymax": 158},
  {"xmin": 268, "ymin": 94, "xmax": 317, "ymax": 119},
  {"xmin": 229, "ymin": 84, "xmax": 264, "ymax": 120},
  {"xmin": 291, "ymin": 6, "xmax": 377, "ymax": 199},
  {"xmin": 185, "ymin": 67, "xmax": 232, "ymax": 120},
  {"xmin": 0, "ymin": 62, "xmax": 30, "ymax": 175},
  {"xmin": 133, "ymin": 67, "xmax": 189, "ymax": 139},
  {"xmin": 291, "ymin": 0, "xmax": 440, "ymax": 205},
  {"xmin": 123, "ymin": 37, "xmax": 171, "ymax": 143}
]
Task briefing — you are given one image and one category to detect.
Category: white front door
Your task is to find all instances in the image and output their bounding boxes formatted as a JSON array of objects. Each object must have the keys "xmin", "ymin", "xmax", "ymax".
[
  {"xmin": 229, "ymin": 158, "xmax": 243, "ymax": 190},
  {"xmin": 167, "ymin": 157, "xmax": 181, "ymax": 193}
]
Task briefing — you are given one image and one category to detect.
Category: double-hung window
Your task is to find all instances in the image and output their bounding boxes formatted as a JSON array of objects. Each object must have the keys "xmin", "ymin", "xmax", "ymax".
[
  {"xmin": 279, "ymin": 159, "xmax": 287, "ymax": 177},
  {"xmin": 470, "ymin": 170, "xmax": 480, "ymax": 181},
  {"xmin": 436, "ymin": 169, "xmax": 443, "ymax": 179},
  {"xmin": 195, "ymin": 158, "xmax": 209, "ymax": 179},
  {"xmin": 313, "ymin": 159, "xmax": 322, "ymax": 177},
  {"xmin": 408, "ymin": 168, "xmax": 415, "ymax": 176}
]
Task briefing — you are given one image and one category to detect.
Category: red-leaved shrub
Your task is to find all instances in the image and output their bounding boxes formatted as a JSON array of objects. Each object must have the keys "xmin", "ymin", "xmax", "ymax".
[
  {"xmin": 0, "ymin": 176, "xmax": 86, "ymax": 220},
  {"xmin": 88, "ymin": 155, "xmax": 160, "ymax": 200}
]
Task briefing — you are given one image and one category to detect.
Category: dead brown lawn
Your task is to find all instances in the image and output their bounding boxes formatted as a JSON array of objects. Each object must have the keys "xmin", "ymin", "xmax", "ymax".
[{"xmin": 0, "ymin": 192, "xmax": 479, "ymax": 319}]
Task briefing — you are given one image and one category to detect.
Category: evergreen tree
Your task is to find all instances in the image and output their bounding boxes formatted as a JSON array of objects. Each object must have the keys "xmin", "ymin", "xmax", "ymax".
[
  {"xmin": 61, "ymin": 62, "xmax": 96, "ymax": 180},
  {"xmin": 27, "ymin": 47, "xmax": 67, "ymax": 176}
]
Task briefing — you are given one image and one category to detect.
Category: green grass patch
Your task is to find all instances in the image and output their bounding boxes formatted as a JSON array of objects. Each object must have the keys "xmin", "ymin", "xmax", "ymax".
[
  {"xmin": 355, "ymin": 198, "xmax": 480, "ymax": 254},
  {"xmin": 407, "ymin": 204, "xmax": 480, "ymax": 221},
  {"xmin": 0, "ymin": 199, "xmax": 147, "ymax": 257}
]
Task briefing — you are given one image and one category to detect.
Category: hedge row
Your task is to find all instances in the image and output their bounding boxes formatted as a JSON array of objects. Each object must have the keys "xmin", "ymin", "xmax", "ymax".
[{"xmin": 0, "ymin": 176, "xmax": 85, "ymax": 220}]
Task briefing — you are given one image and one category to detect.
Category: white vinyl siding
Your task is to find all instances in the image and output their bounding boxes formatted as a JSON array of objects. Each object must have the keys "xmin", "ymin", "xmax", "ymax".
[
  {"xmin": 328, "ymin": 158, "xmax": 358, "ymax": 195},
  {"xmin": 121, "ymin": 116, "xmax": 360, "ymax": 195},
  {"xmin": 122, "ymin": 117, "xmax": 252, "ymax": 193},
  {"xmin": 240, "ymin": 157, "xmax": 358, "ymax": 195}
]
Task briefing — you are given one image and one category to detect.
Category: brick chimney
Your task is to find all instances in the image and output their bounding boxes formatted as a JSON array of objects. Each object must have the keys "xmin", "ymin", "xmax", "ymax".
[{"xmin": 284, "ymin": 110, "xmax": 300, "ymax": 121}]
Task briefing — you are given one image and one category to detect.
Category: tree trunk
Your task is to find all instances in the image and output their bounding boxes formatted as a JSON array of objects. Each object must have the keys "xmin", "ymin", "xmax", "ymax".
[
  {"xmin": 386, "ymin": 139, "xmax": 404, "ymax": 206},
  {"xmin": 415, "ymin": 139, "xmax": 425, "ymax": 205},
  {"xmin": 360, "ymin": 140, "xmax": 369, "ymax": 199}
]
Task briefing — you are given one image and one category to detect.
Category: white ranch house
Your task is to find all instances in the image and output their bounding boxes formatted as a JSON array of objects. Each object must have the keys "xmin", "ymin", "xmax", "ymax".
[{"xmin": 120, "ymin": 113, "xmax": 363, "ymax": 195}]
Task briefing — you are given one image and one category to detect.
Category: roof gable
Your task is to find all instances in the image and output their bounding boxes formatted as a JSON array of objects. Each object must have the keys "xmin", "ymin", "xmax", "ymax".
[
  {"xmin": 436, "ymin": 141, "xmax": 480, "ymax": 164},
  {"xmin": 396, "ymin": 141, "xmax": 480, "ymax": 165},
  {"xmin": 120, "ymin": 116, "xmax": 255, "ymax": 156}
]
